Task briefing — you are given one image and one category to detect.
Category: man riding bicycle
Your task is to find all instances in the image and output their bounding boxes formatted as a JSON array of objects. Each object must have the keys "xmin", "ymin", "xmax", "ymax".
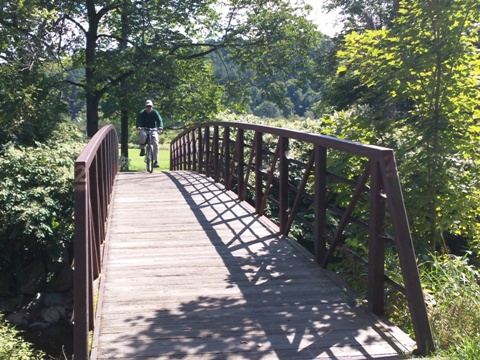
[{"xmin": 136, "ymin": 99, "xmax": 163, "ymax": 168}]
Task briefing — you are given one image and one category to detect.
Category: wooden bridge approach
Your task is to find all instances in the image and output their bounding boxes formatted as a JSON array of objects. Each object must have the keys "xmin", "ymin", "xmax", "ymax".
[
  {"xmin": 92, "ymin": 170, "xmax": 415, "ymax": 359},
  {"xmin": 73, "ymin": 123, "xmax": 434, "ymax": 359}
]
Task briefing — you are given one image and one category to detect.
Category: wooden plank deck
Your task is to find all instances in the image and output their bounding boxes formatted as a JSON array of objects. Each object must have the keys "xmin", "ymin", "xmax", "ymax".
[{"xmin": 91, "ymin": 170, "xmax": 415, "ymax": 359}]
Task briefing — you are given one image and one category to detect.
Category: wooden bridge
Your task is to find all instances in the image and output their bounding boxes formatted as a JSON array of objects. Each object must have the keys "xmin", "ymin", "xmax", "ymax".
[{"xmin": 73, "ymin": 123, "xmax": 434, "ymax": 359}]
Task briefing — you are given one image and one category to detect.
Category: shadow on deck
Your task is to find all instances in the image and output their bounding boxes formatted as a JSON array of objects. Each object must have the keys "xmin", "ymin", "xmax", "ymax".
[{"xmin": 90, "ymin": 171, "xmax": 414, "ymax": 360}]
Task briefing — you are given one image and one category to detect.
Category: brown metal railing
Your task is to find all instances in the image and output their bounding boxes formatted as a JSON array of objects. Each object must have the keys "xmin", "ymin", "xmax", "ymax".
[
  {"xmin": 170, "ymin": 121, "xmax": 435, "ymax": 355},
  {"xmin": 74, "ymin": 125, "xmax": 119, "ymax": 360}
]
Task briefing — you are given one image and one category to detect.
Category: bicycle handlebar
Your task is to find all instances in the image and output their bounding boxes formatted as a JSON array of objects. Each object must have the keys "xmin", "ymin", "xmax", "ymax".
[{"xmin": 137, "ymin": 127, "xmax": 163, "ymax": 131}]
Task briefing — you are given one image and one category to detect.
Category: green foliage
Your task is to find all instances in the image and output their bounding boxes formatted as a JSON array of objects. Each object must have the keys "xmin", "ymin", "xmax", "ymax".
[
  {"xmin": 440, "ymin": 334, "xmax": 480, "ymax": 359},
  {"xmin": 210, "ymin": 33, "xmax": 327, "ymax": 118},
  {"xmin": 0, "ymin": 56, "xmax": 69, "ymax": 146},
  {"xmin": 252, "ymin": 101, "xmax": 283, "ymax": 118},
  {"xmin": 383, "ymin": 252, "xmax": 480, "ymax": 357},
  {"xmin": 335, "ymin": 0, "xmax": 480, "ymax": 251},
  {"xmin": 420, "ymin": 253, "xmax": 480, "ymax": 351},
  {"xmin": 324, "ymin": 0, "xmax": 399, "ymax": 31},
  {"xmin": 0, "ymin": 123, "xmax": 85, "ymax": 295},
  {"xmin": 222, "ymin": 113, "xmax": 480, "ymax": 358},
  {"xmin": 0, "ymin": 315, "xmax": 45, "ymax": 360},
  {"xmin": 0, "ymin": 1, "xmax": 69, "ymax": 146}
]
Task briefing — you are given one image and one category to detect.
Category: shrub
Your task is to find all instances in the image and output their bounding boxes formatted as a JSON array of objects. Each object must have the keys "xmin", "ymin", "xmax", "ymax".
[
  {"xmin": 420, "ymin": 253, "xmax": 480, "ymax": 351},
  {"xmin": 0, "ymin": 315, "xmax": 45, "ymax": 360},
  {"xmin": 0, "ymin": 124, "xmax": 85, "ymax": 295}
]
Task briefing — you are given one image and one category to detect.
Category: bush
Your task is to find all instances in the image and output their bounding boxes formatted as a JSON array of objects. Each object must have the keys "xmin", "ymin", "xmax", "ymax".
[
  {"xmin": 252, "ymin": 101, "xmax": 283, "ymax": 118},
  {"xmin": 0, "ymin": 315, "xmax": 45, "ymax": 360},
  {"xmin": 420, "ymin": 253, "xmax": 480, "ymax": 352},
  {"xmin": 0, "ymin": 124, "xmax": 85, "ymax": 295}
]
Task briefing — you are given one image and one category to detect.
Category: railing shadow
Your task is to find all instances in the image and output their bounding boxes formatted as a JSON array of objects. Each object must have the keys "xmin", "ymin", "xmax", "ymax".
[
  {"xmin": 96, "ymin": 171, "xmax": 411, "ymax": 359},
  {"xmin": 169, "ymin": 122, "xmax": 434, "ymax": 355}
]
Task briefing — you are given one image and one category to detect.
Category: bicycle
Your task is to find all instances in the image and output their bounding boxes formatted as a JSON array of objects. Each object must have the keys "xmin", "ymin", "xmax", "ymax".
[{"xmin": 139, "ymin": 127, "xmax": 159, "ymax": 173}]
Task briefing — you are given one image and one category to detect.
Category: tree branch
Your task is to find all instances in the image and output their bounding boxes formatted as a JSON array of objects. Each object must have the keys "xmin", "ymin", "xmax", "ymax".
[
  {"xmin": 97, "ymin": 69, "xmax": 136, "ymax": 97},
  {"xmin": 63, "ymin": 15, "xmax": 87, "ymax": 35},
  {"xmin": 64, "ymin": 79, "xmax": 86, "ymax": 88}
]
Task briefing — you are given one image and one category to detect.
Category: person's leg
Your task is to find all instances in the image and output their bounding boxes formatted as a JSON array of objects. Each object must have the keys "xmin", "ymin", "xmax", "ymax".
[
  {"xmin": 138, "ymin": 130, "xmax": 147, "ymax": 156},
  {"xmin": 151, "ymin": 131, "xmax": 159, "ymax": 164}
]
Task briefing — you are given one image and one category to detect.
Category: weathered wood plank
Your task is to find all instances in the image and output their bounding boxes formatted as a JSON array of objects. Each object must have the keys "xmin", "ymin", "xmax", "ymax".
[{"xmin": 91, "ymin": 171, "xmax": 414, "ymax": 360}]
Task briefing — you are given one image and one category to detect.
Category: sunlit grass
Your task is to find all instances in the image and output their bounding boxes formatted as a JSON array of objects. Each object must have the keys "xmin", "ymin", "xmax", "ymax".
[{"xmin": 120, "ymin": 144, "xmax": 170, "ymax": 172}]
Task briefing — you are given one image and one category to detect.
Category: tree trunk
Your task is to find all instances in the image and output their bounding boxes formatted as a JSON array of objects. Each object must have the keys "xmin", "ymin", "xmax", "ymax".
[
  {"xmin": 86, "ymin": 0, "xmax": 99, "ymax": 137},
  {"xmin": 429, "ymin": 44, "xmax": 443, "ymax": 252},
  {"xmin": 120, "ymin": 3, "xmax": 129, "ymax": 160},
  {"xmin": 121, "ymin": 108, "xmax": 129, "ymax": 159},
  {"xmin": 86, "ymin": 92, "xmax": 99, "ymax": 137}
]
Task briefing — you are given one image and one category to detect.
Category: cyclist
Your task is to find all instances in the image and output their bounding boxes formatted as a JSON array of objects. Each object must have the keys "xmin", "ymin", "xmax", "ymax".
[{"xmin": 136, "ymin": 99, "xmax": 163, "ymax": 168}]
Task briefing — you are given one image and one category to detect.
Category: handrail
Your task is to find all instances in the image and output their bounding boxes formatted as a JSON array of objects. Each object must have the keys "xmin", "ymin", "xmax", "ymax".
[
  {"xmin": 170, "ymin": 121, "xmax": 435, "ymax": 355},
  {"xmin": 74, "ymin": 125, "xmax": 119, "ymax": 360}
]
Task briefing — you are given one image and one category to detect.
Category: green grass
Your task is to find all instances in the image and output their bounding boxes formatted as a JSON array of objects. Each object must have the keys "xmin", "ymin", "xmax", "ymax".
[{"xmin": 120, "ymin": 145, "xmax": 170, "ymax": 172}]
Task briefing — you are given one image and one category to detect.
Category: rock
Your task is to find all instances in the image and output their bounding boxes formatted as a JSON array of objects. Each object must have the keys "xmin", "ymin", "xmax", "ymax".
[
  {"xmin": 26, "ymin": 293, "xmax": 44, "ymax": 311},
  {"xmin": 29, "ymin": 321, "xmax": 51, "ymax": 330},
  {"xmin": 0, "ymin": 271, "xmax": 13, "ymax": 297},
  {"xmin": 7, "ymin": 312, "xmax": 30, "ymax": 327},
  {"xmin": 19, "ymin": 259, "xmax": 46, "ymax": 295},
  {"xmin": 0, "ymin": 294, "xmax": 24, "ymax": 313},
  {"xmin": 44, "ymin": 293, "xmax": 66, "ymax": 307},
  {"xmin": 51, "ymin": 263, "xmax": 74, "ymax": 292},
  {"xmin": 41, "ymin": 306, "xmax": 66, "ymax": 324}
]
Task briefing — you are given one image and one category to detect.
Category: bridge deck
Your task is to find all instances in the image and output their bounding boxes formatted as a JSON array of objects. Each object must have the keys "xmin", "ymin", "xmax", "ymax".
[{"xmin": 91, "ymin": 171, "xmax": 414, "ymax": 359}]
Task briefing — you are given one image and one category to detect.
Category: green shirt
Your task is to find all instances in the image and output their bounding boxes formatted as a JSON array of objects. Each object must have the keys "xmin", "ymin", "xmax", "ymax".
[{"xmin": 136, "ymin": 109, "xmax": 163, "ymax": 129}]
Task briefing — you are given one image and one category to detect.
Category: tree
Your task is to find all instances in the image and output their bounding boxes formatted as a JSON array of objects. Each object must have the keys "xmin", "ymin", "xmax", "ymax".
[
  {"xmin": 336, "ymin": 0, "xmax": 480, "ymax": 251},
  {"xmin": 45, "ymin": 0, "xmax": 318, "ymax": 136},
  {"xmin": 253, "ymin": 100, "xmax": 282, "ymax": 118},
  {"xmin": 0, "ymin": 1, "xmax": 69, "ymax": 145},
  {"xmin": 324, "ymin": 0, "xmax": 400, "ymax": 31}
]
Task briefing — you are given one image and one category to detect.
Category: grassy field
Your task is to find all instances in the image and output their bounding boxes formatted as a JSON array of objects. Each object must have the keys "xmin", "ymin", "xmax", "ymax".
[{"xmin": 120, "ymin": 144, "xmax": 170, "ymax": 172}]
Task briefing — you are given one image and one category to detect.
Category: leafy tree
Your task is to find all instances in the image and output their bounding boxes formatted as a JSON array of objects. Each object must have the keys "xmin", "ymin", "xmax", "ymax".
[
  {"xmin": 34, "ymin": 0, "xmax": 317, "ymax": 136},
  {"xmin": 253, "ymin": 100, "xmax": 283, "ymax": 118},
  {"xmin": 0, "ymin": 1, "xmax": 69, "ymax": 145},
  {"xmin": 208, "ymin": 28, "xmax": 328, "ymax": 118},
  {"xmin": 324, "ymin": 0, "xmax": 400, "ymax": 31},
  {"xmin": 103, "ymin": 54, "xmax": 224, "ymax": 158},
  {"xmin": 0, "ymin": 315, "xmax": 45, "ymax": 360},
  {"xmin": 336, "ymin": 0, "xmax": 480, "ymax": 251},
  {"xmin": 0, "ymin": 123, "xmax": 85, "ymax": 295}
]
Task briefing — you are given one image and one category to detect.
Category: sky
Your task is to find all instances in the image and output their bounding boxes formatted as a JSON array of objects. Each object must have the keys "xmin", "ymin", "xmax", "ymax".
[{"xmin": 303, "ymin": 0, "xmax": 342, "ymax": 37}]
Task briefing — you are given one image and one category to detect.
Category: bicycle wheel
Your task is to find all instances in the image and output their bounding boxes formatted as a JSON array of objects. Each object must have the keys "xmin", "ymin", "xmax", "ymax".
[{"xmin": 146, "ymin": 144, "xmax": 154, "ymax": 173}]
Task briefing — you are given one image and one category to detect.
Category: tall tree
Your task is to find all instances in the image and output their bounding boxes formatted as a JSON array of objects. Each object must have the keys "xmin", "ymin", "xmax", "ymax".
[
  {"xmin": 324, "ymin": 0, "xmax": 400, "ymax": 31},
  {"xmin": 49, "ymin": 0, "xmax": 318, "ymax": 136},
  {"xmin": 336, "ymin": 0, "xmax": 480, "ymax": 251},
  {"xmin": 0, "ymin": 1, "xmax": 68, "ymax": 145}
]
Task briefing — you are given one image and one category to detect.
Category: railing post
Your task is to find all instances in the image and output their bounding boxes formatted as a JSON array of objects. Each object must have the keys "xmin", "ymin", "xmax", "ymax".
[
  {"xmin": 74, "ymin": 162, "xmax": 91, "ymax": 360},
  {"xmin": 213, "ymin": 126, "xmax": 220, "ymax": 182},
  {"xmin": 174, "ymin": 139, "xmax": 179, "ymax": 170},
  {"xmin": 182, "ymin": 134, "xmax": 188, "ymax": 170},
  {"xmin": 89, "ymin": 158, "xmax": 101, "ymax": 278},
  {"xmin": 74, "ymin": 125, "xmax": 119, "ymax": 360},
  {"xmin": 205, "ymin": 126, "xmax": 211, "ymax": 178},
  {"xmin": 368, "ymin": 159, "xmax": 386, "ymax": 315},
  {"xmin": 183, "ymin": 132, "xmax": 187, "ymax": 170},
  {"xmin": 223, "ymin": 127, "xmax": 231, "ymax": 189},
  {"xmin": 198, "ymin": 128, "xmax": 203, "ymax": 174},
  {"xmin": 314, "ymin": 145, "xmax": 327, "ymax": 263},
  {"xmin": 170, "ymin": 141, "xmax": 176, "ymax": 171},
  {"xmin": 279, "ymin": 136, "xmax": 289, "ymax": 233},
  {"xmin": 379, "ymin": 150, "xmax": 434, "ymax": 355},
  {"xmin": 254, "ymin": 131, "xmax": 263, "ymax": 214},
  {"xmin": 236, "ymin": 129, "xmax": 245, "ymax": 200},
  {"xmin": 192, "ymin": 129, "xmax": 197, "ymax": 172}
]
